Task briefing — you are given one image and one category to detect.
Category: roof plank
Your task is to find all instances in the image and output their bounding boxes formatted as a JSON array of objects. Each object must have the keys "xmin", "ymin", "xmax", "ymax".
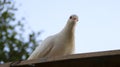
[{"xmin": 0, "ymin": 50, "xmax": 120, "ymax": 67}]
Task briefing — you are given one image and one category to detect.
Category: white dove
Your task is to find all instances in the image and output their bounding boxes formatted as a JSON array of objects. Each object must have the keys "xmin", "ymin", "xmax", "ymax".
[{"xmin": 27, "ymin": 14, "xmax": 79, "ymax": 60}]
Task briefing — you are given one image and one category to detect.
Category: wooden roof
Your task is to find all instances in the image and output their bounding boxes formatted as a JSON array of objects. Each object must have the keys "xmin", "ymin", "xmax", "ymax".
[{"xmin": 0, "ymin": 49, "xmax": 120, "ymax": 67}]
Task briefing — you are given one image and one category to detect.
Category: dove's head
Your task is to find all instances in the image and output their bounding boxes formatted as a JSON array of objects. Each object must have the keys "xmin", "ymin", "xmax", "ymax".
[
  {"xmin": 61, "ymin": 14, "xmax": 78, "ymax": 33},
  {"xmin": 68, "ymin": 14, "xmax": 79, "ymax": 23}
]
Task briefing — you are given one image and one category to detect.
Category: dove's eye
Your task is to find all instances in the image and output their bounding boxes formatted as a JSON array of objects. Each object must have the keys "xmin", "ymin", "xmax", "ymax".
[{"xmin": 69, "ymin": 16, "xmax": 72, "ymax": 19}]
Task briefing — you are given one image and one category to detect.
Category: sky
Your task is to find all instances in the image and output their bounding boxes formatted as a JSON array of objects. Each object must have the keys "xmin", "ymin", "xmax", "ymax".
[{"xmin": 16, "ymin": 0, "xmax": 120, "ymax": 53}]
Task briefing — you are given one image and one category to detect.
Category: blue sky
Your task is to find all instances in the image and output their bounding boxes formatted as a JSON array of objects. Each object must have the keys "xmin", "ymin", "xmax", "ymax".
[{"xmin": 16, "ymin": 0, "xmax": 120, "ymax": 53}]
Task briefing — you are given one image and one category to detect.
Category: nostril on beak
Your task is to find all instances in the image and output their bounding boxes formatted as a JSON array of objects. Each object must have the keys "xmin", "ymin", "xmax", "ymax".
[
  {"xmin": 73, "ymin": 18, "xmax": 77, "ymax": 20},
  {"xmin": 73, "ymin": 18, "xmax": 78, "ymax": 21}
]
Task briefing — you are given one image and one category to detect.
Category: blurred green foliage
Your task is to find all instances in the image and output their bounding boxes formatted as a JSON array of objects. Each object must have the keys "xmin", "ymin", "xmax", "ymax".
[{"xmin": 0, "ymin": 0, "xmax": 41, "ymax": 63}]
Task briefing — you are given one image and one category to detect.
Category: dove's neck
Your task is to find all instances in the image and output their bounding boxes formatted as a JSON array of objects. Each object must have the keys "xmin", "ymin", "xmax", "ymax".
[
  {"xmin": 60, "ymin": 20, "xmax": 76, "ymax": 38},
  {"xmin": 57, "ymin": 20, "xmax": 76, "ymax": 53}
]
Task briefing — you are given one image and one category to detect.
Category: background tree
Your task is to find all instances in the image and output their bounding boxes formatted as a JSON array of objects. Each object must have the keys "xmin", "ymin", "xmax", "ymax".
[{"xmin": 0, "ymin": 0, "xmax": 41, "ymax": 63}]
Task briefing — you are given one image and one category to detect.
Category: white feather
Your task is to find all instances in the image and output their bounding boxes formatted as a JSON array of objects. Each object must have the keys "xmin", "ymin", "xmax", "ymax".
[{"xmin": 27, "ymin": 14, "xmax": 79, "ymax": 60}]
